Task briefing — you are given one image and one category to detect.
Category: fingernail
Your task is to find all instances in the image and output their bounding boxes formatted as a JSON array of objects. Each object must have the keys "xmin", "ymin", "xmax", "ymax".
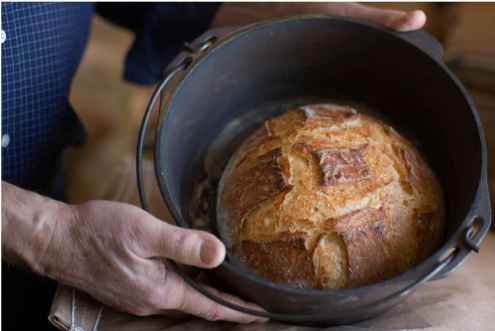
[
  {"xmin": 387, "ymin": 13, "xmax": 411, "ymax": 29},
  {"xmin": 385, "ymin": 12, "xmax": 407, "ymax": 29},
  {"xmin": 390, "ymin": 10, "xmax": 425, "ymax": 31},
  {"xmin": 200, "ymin": 241, "xmax": 218, "ymax": 265}
]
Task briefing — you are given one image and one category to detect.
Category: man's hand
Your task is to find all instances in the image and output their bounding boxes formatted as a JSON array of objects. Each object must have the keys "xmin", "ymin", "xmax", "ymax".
[
  {"xmin": 1, "ymin": 182, "xmax": 267, "ymax": 323},
  {"xmin": 211, "ymin": 2, "xmax": 426, "ymax": 32}
]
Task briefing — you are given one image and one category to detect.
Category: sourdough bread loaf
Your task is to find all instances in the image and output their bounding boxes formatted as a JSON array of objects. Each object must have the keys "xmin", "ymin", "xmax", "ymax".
[{"xmin": 216, "ymin": 104, "xmax": 446, "ymax": 289}]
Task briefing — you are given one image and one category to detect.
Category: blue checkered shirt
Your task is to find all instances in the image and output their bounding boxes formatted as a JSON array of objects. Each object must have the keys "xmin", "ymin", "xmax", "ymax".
[{"xmin": 1, "ymin": 2, "xmax": 220, "ymax": 193}]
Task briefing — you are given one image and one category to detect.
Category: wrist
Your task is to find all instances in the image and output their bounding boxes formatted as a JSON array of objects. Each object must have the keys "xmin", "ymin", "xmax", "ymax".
[{"xmin": 29, "ymin": 199, "xmax": 77, "ymax": 277}]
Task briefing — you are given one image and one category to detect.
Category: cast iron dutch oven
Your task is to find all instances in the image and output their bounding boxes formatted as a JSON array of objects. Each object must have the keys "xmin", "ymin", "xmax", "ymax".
[{"xmin": 137, "ymin": 16, "xmax": 492, "ymax": 326}]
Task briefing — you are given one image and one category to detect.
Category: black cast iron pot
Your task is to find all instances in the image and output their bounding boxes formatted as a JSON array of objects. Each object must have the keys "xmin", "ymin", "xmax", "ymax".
[{"xmin": 137, "ymin": 16, "xmax": 492, "ymax": 326}]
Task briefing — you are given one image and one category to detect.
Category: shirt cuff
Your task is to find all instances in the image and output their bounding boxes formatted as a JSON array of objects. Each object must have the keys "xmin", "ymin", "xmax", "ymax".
[{"xmin": 124, "ymin": 2, "xmax": 222, "ymax": 85}]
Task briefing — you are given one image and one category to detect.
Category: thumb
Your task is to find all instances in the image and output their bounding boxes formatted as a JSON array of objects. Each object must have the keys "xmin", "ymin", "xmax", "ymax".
[
  {"xmin": 333, "ymin": 3, "xmax": 427, "ymax": 32},
  {"xmin": 146, "ymin": 221, "xmax": 226, "ymax": 269}
]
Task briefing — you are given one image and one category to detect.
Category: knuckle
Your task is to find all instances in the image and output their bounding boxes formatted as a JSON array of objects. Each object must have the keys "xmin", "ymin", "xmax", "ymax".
[
  {"xmin": 176, "ymin": 232, "xmax": 201, "ymax": 261},
  {"xmin": 142, "ymin": 290, "xmax": 165, "ymax": 309},
  {"xmin": 183, "ymin": 231, "xmax": 201, "ymax": 248},
  {"xmin": 204, "ymin": 304, "xmax": 222, "ymax": 321},
  {"xmin": 148, "ymin": 262, "xmax": 167, "ymax": 283},
  {"xmin": 216, "ymin": 292, "xmax": 253, "ymax": 324},
  {"xmin": 155, "ymin": 288, "xmax": 174, "ymax": 310},
  {"xmin": 128, "ymin": 307, "xmax": 151, "ymax": 317},
  {"xmin": 239, "ymin": 315, "xmax": 256, "ymax": 324}
]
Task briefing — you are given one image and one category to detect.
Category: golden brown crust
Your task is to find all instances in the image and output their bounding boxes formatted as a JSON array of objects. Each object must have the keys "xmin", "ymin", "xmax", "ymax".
[
  {"xmin": 217, "ymin": 104, "xmax": 446, "ymax": 289},
  {"xmin": 341, "ymin": 220, "xmax": 400, "ymax": 288},
  {"xmin": 328, "ymin": 207, "xmax": 386, "ymax": 233},
  {"xmin": 232, "ymin": 231, "xmax": 321, "ymax": 289},
  {"xmin": 301, "ymin": 104, "xmax": 358, "ymax": 126},
  {"xmin": 217, "ymin": 147, "xmax": 292, "ymax": 248},
  {"xmin": 416, "ymin": 209, "xmax": 445, "ymax": 264},
  {"xmin": 313, "ymin": 145, "xmax": 373, "ymax": 186}
]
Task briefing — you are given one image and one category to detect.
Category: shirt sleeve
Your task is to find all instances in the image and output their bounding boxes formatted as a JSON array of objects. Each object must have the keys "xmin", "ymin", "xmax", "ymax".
[{"xmin": 97, "ymin": 2, "xmax": 222, "ymax": 86}]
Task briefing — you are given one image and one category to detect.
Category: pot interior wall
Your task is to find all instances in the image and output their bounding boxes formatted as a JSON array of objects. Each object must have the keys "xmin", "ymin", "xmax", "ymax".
[{"xmin": 157, "ymin": 18, "xmax": 481, "ymax": 254}]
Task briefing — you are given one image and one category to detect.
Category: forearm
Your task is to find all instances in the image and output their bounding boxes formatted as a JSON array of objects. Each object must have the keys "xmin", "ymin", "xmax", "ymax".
[{"xmin": 1, "ymin": 181, "xmax": 71, "ymax": 273}]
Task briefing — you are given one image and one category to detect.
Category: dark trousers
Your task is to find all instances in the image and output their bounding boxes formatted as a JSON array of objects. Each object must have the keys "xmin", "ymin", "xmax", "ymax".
[
  {"xmin": 2, "ymin": 156, "xmax": 67, "ymax": 330},
  {"xmin": 2, "ymin": 264, "xmax": 59, "ymax": 330}
]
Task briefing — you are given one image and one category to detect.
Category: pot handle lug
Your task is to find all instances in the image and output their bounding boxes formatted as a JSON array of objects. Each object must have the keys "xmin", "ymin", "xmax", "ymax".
[
  {"xmin": 430, "ymin": 177, "xmax": 492, "ymax": 281},
  {"xmin": 398, "ymin": 30, "xmax": 443, "ymax": 60},
  {"xmin": 165, "ymin": 25, "xmax": 241, "ymax": 74}
]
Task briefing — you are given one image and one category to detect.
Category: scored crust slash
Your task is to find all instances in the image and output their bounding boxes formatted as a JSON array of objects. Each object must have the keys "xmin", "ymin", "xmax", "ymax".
[{"xmin": 216, "ymin": 103, "xmax": 446, "ymax": 290}]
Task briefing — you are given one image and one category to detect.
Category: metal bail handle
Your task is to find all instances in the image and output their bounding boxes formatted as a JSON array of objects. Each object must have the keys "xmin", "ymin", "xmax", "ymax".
[
  {"xmin": 136, "ymin": 24, "xmax": 456, "ymax": 323},
  {"xmin": 137, "ymin": 62, "xmax": 188, "ymax": 212}
]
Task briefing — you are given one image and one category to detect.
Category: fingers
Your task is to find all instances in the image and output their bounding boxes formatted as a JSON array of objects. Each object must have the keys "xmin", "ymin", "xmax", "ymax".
[
  {"xmin": 161, "ymin": 271, "xmax": 268, "ymax": 324},
  {"xmin": 147, "ymin": 220, "xmax": 226, "ymax": 269},
  {"xmin": 331, "ymin": 3, "xmax": 426, "ymax": 32},
  {"xmin": 387, "ymin": 10, "xmax": 427, "ymax": 32}
]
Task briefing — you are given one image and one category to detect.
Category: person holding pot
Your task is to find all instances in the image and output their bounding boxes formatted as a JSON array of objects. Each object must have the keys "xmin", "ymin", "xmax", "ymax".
[{"xmin": 1, "ymin": 2, "xmax": 426, "ymax": 329}]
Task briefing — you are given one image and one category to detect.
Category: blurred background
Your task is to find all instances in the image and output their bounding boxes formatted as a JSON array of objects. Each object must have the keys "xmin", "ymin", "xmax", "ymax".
[{"xmin": 66, "ymin": 2, "xmax": 495, "ymax": 229}]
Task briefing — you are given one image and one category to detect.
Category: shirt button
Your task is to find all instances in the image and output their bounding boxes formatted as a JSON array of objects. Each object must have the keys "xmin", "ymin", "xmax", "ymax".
[
  {"xmin": 1, "ymin": 30, "xmax": 6, "ymax": 43},
  {"xmin": 2, "ymin": 134, "xmax": 10, "ymax": 148}
]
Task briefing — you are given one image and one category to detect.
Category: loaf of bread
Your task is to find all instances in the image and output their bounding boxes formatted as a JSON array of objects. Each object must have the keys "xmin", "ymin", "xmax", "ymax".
[{"xmin": 216, "ymin": 104, "xmax": 446, "ymax": 289}]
